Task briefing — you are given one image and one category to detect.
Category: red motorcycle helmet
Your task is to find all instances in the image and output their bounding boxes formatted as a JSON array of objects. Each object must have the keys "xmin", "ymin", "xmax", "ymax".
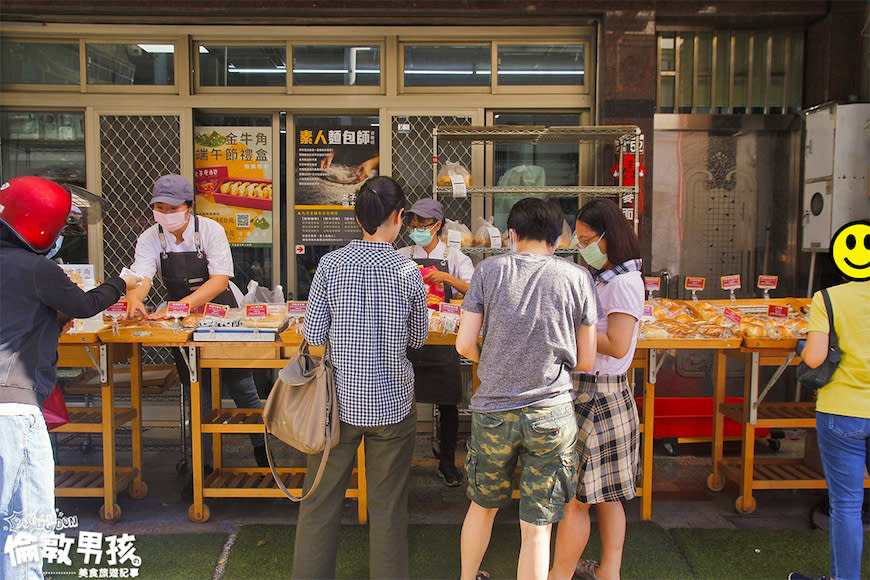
[{"xmin": 0, "ymin": 176, "xmax": 72, "ymax": 253}]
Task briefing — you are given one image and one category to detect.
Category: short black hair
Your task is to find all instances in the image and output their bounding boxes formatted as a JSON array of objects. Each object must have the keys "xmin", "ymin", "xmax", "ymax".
[
  {"xmin": 355, "ymin": 176, "xmax": 406, "ymax": 235},
  {"xmin": 575, "ymin": 198, "xmax": 641, "ymax": 265},
  {"xmin": 506, "ymin": 198, "xmax": 563, "ymax": 246}
]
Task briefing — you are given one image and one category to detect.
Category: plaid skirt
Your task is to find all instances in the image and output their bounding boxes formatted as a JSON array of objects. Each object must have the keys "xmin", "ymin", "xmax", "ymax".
[{"xmin": 573, "ymin": 373, "xmax": 640, "ymax": 504}]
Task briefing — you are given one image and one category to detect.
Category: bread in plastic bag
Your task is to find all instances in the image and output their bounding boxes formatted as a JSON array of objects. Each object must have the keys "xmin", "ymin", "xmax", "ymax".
[
  {"xmin": 436, "ymin": 161, "xmax": 472, "ymax": 187},
  {"xmin": 442, "ymin": 218, "xmax": 474, "ymax": 247},
  {"xmin": 472, "ymin": 216, "xmax": 503, "ymax": 248}
]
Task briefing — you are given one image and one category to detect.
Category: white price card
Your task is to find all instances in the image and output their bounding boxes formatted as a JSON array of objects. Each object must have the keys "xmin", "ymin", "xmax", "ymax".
[{"xmin": 450, "ymin": 174, "xmax": 467, "ymax": 198}]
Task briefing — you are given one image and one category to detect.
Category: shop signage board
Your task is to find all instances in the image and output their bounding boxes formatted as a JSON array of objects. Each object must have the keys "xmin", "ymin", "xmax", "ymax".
[
  {"xmin": 294, "ymin": 125, "xmax": 378, "ymax": 245},
  {"xmin": 193, "ymin": 126, "xmax": 273, "ymax": 247}
]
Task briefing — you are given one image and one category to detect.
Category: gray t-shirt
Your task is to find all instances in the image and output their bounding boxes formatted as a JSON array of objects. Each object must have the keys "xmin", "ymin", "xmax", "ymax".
[{"xmin": 462, "ymin": 252, "xmax": 598, "ymax": 413}]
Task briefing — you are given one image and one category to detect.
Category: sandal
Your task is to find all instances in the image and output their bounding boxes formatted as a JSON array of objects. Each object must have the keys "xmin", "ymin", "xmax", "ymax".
[{"xmin": 574, "ymin": 559, "xmax": 599, "ymax": 580}]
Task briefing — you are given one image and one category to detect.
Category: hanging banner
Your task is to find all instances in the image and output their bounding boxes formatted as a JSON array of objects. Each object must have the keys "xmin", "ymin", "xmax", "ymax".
[
  {"xmin": 294, "ymin": 125, "xmax": 378, "ymax": 246},
  {"xmin": 193, "ymin": 126, "xmax": 273, "ymax": 247}
]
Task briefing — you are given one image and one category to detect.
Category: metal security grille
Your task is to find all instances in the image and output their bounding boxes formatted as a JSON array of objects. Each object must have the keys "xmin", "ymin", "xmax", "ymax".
[
  {"xmin": 99, "ymin": 114, "xmax": 181, "ymax": 364},
  {"xmin": 391, "ymin": 114, "xmax": 472, "ymax": 247}
]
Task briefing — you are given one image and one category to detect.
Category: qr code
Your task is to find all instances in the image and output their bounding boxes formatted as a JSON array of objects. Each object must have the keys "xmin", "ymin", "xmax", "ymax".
[{"xmin": 236, "ymin": 214, "xmax": 250, "ymax": 228}]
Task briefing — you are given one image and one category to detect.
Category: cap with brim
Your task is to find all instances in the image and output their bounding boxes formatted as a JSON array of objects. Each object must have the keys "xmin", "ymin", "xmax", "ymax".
[
  {"xmin": 407, "ymin": 198, "xmax": 444, "ymax": 222},
  {"xmin": 150, "ymin": 174, "xmax": 194, "ymax": 206}
]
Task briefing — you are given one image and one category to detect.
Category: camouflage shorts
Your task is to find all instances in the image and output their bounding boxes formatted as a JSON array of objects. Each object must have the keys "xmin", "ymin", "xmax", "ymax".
[{"xmin": 465, "ymin": 402, "xmax": 578, "ymax": 525}]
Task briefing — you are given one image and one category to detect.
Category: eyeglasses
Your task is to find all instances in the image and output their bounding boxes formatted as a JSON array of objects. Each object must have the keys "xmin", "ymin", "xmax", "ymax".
[
  {"xmin": 575, "ymin": 231, "xmax": 604, "ymax": 249},
  {"xmin": 408, "ymin": 219, "xmax": 437, "ymax": 229}
]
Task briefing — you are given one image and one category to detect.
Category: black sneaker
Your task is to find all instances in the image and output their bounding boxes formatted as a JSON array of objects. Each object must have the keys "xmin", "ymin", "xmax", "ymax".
[
  {"xmin": 787, "ymin": 573, "xmax": 827, "ymax": 580},
  {"xmin": 254, "ymin": 444, "xmax": 269, "ymax": 468},
  {"xmin": 438, "ymin": 463, "xmax": 462, "ymax": 487}
]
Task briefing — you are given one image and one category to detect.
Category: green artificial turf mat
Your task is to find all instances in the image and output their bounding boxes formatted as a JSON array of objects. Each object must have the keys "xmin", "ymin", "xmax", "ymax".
[
  {"xmin": 671, "ymin": 528, "xmax": 869, "ymax": 579},
  {"xmin": 226, "ymin": 521, "xmax": 692, "ymax": 579},
  {"xmin": 43, "ymin": 532, "xmax": 227, "ymax": 580}
]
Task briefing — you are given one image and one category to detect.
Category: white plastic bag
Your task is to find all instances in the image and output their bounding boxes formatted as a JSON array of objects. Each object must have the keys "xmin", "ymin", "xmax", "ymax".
[
  {"xmin": 241, "ymin": 281, "xmax": 286, "ymax": 306},
  {"xmin": 472, "ymin": 216, "xmax": 502, "ymax": 248},
  {"xmin": 436, "ymin": 161, "xmax": 472, "ymax": 187},
  {"xmin": 442, "ymin": 218, "xmax": 474, "ymax": 248}
]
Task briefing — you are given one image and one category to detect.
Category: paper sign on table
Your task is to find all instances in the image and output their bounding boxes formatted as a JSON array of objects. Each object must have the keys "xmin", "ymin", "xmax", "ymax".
[
  {"xmin": 644, "ymin": 277, "xmax": 661, "ymax": 291},
  {"xmin": 287, "ymin": 301, "xmax": 307, "ymax": 315},
  {"xmin": 685, "ymin": 277, "xmax": 706, "ymax": 291},
  {"xmin": 768, "ymin": 304, "xmax": 789, "ymax": 319},
  {"xmin": 721, "ymin": 275, "xmax": 741, "ymax": 290},
  {"xmin": 440, "ymin": 303, "xmax": 461, "ymax": 316},
  {"xmin": 167, "ymin": 302, "xmax": 190, "ymax": 317},
  {"xmin": 246, "ymin": 304, "xmax": 268, "ymax": 318},
  {"xmin": 723, "ymin": 307, "xmax": 742, "ymax": 325},
  {"xmin": 757, "ymin": 275, "xmax": 779, "ymax": 289},
  {"xmin": 106, "ymin": 301, "xmax": 128, "ymax": 317},
  {"xmin": 204, "ymin": 303, "xmax": 229, "ymax": 318}
]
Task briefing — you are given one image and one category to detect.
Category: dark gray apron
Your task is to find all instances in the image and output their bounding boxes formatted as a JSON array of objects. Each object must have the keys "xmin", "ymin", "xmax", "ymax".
[
  {"xmin": 408, "ymin": 256, "xmax": 462, "ymax": 404},
  {"xmin": 158, "ymin": 216, "xmax": 236, "ymax": 308}
]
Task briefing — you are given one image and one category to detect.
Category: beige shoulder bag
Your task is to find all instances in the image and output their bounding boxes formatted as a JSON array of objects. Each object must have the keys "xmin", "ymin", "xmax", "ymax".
[{"xmin": 263, "ymin": 339, "xmax": 339, "ymax": 501}]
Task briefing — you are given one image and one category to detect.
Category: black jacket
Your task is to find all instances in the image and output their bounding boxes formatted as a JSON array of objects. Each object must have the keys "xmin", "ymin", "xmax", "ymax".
[{"xmin": 0, "ymin": 228, "xmax": 126, "ymax": 406}]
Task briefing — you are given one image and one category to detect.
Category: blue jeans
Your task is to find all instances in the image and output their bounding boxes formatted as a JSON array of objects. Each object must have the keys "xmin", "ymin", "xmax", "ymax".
[
  {"xmin": 0, "ymin": 412, "xmax": 56, "ymax": 580},
  {"xmin": 816, "ymin": 411, "xmax": 870, "ymax": 580}
]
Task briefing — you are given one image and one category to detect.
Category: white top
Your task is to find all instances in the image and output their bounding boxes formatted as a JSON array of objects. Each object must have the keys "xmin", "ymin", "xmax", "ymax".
[
  {"xmin": 593, "ymin": 270, "xmax": 644, "ymax": 376},
  {"xmin": 397, "ymin": 240, "xmax": 475, "ymax": 284},
  {"xmin": 0, "ymin": 402, "xmax": 41, "ymax": 416},
  {"xmin": 130, "ymin": 215, "xmax": 242, "ymax": 303}
]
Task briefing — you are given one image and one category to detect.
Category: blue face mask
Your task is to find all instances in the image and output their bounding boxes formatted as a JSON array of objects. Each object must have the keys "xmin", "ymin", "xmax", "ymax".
[{"xmin": 409, "ymin": 227, "xmax": 434, "ymax": 246}]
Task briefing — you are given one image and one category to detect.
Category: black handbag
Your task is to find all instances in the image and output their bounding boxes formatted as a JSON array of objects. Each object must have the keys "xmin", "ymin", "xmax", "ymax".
[{"xmin": 795, "ymin": 288, "xmax": 840, "ymax": 390}]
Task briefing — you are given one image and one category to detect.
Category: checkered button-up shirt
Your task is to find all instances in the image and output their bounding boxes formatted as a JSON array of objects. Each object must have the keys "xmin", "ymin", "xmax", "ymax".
[{"xmin": 303, "ymin": 240, "xmax": 429, "ymax": 426}]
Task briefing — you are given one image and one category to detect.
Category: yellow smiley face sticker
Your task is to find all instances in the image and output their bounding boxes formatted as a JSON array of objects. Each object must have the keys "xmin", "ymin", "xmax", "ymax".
[{"xmin": 831, "ymin": 220, "xmax": 870, "ymax": 281}]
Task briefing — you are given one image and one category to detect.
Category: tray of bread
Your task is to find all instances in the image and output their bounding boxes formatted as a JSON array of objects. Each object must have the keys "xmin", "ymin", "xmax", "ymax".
[{"xmin": 688, "ymin": 299, "xmax": 808, "ymax": 348}]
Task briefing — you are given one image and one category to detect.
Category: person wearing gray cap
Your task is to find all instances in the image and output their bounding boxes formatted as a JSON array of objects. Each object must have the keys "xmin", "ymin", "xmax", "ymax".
[
  {"xmin": 125, "ymin": 174, "xmax": 267, "ymax": 492},
  {"xmin": 398, "ymin": 198, "xmax": 475, "ymax": 486}
]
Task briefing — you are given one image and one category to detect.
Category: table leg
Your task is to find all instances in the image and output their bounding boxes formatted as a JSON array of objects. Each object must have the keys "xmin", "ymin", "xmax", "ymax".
[
  {"xmin": 357, "ymin": 441, "xmax": 367, "ymax": 525},
  {"xmin": 211, "ymin": 367, "xmax": 222, "ymax": 470},
  {"xmin": 187, "ymin": 347, "xmax": 210, "ymax": 523},
  {"xmin": 128, "ymin": 344, "xmax": 147, "ymax": 499},
  {"xmin": 99, "ymin": 345, "xmax": 119, "ymax": 522},
  {"xmin": 736, "ymin": 354, "xmax": 759, "ymax": 514},
  {"xmin": 707, "ymin": 350, "xmax": 727, "ymax": 492}
]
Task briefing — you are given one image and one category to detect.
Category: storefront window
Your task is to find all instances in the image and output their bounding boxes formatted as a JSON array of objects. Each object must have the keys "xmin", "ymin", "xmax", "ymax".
[
  {"xmin": 199, "ymin": 45, "xmax": 286, "ymax": 87},
  {"xmin": 86, "ymin": 43, "xmax": 174, "ymax": 85},
  {"xmin": 403, "ymin": 45, "xmax": 491, "ymax": 87},
  {"xmin": 497, "ymin": 44, "xmax": 585, "ymax": 86},
  {"xmin": 293, "ymin": 45, "xmax": 380, "ymax": 86},
  {"xmin": 0, "ymin": 41, "xmax": 80, "ymax": 85},
  {"xmin": 491, "ymin": 112, "xmax": 582, "ymax": 231},
  {"xmin": 0, "ymin": 110, "xmax": 88, "ymax": 264}
]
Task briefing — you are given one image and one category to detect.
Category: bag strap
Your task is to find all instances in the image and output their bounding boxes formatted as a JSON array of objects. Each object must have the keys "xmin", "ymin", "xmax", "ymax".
[
  {"xmin": 820, "ymin": 288, "xmax": 839, "ymax": 351},
  {"xmin": 263, "ymin": 339, "xmax": 335, "ymax": 502}
]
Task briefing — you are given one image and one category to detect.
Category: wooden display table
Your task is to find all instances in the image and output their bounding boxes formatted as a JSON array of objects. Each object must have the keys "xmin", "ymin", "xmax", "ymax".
[
  {"xmin": 708, "ymin": 340, "xmax": 870, "ymax": 514},
  {"xmin": 56, "ymin": 332, "xmax": 143, "ymax": 522}
]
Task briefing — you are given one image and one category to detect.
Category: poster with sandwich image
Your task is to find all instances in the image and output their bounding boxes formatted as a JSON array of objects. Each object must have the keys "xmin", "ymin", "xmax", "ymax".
[{"xmin": 193, "ymin": 126, "xmax": 272, "ymax": 247}]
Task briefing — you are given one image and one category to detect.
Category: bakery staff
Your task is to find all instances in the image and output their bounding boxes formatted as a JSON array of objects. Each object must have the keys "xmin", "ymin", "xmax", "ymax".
[
  {"xmin": 125, "ymin": 174, "xmax": 267, "ymax": 482},
  {"xmin": 398, "ymin": 198, "xmax": 474, "ymax": 487}
]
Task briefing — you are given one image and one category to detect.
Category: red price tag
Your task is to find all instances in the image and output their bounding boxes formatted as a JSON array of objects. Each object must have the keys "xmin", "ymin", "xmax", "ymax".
[
  {"xmin": 757, "ymin": 275, "xmax": 779, "ymax": 289},
  {"xmin": 644, "ymin": 277, "xmax": 661, "ymax": 291},
  {"xmin": 167, "ymin": 302, "xmax": 190, "ymax": 317},
  {"xmin": 768, "ymin": 304, "xmax": 789, "ymax": 319},
  {"xmin": 439, "ymin": 303, "xmax": 461, "ymax": 316},
  {"xmin": 204, "ymin": 303, "xmax": 229, "ymax": 318},
  {"xmin": 721, "ymin": 275, "xmax": 741, "ymax": 290},
  {"xmin": 287, "ymin": 301, "xmax": 307, "ymax": 315},
  {"xmin": 642, "ymin": 304, "xmax": 654, "ymax": 318},
  {"xmin": 106, "ymin": 301, "xmax": 128, "ymax": 316},
  {"xmin": 246, "ymin": 304, "xmax": 268, "ymax": 318},
  {"xmin": 685, "ymin": 277, "xmax": 706, "ymax": 291},
  {"xmin": 723, "ymin": 307, "xmax": 742, "ymax": 325}
]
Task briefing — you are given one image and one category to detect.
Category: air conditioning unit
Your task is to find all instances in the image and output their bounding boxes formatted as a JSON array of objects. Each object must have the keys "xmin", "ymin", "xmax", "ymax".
[{"xmin": 801, "ymin": 102, "xmax": 870, "ymax": 251}]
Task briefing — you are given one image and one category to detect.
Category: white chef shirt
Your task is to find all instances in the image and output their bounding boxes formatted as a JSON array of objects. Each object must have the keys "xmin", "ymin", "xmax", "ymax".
[
  {"xmin": 397, "ymin": 240, "xmax": 475, "ymax": 284},
  {"xmin": 130, "ymin": 215, "xmax": 242, "ymax": 303}
]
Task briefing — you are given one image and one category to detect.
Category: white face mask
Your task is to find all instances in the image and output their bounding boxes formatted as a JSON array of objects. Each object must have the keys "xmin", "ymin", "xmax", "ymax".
[{"xmin": 153, "ymin": 208, "xmax": 189, "ymax": 232}]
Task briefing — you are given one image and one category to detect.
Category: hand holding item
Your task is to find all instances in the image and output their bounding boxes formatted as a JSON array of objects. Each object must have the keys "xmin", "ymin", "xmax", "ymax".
[{"xmin": 423, "ymin": 269, "xmax": 451, "ymax": 286}]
